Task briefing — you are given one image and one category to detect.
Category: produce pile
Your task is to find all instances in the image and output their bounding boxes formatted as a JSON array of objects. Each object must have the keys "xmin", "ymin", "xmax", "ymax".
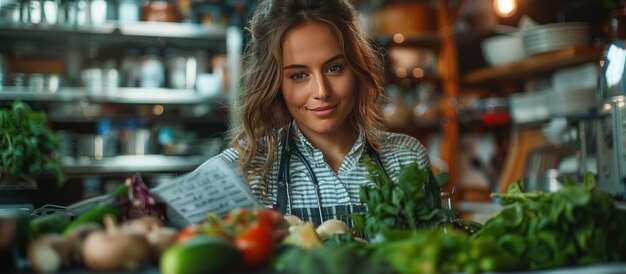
[
  {"xmin": 478, "ymin": 174, "xmax": 626, "ymax": 270},
  {"xmin": 21, "ymin": 162, "xmax": 626, "ymax": 274}
]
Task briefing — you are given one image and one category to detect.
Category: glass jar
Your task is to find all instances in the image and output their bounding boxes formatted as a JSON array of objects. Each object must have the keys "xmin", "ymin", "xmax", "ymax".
[
  {"xmin": 142, "ymin": 0, "xmax": 181, "ymax": 22},
  {"xmin": 139, "ymin": 47, "xmax": 165, "ymax": 88},
  {"xmin": 440, "ymin": 190, "xmax": 483, "ymax": 235}
]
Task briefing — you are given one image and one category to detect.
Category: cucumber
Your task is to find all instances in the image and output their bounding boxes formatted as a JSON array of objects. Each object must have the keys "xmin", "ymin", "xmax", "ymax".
[
  {"xmin": 30, "ymin": 212, "xmax": 72, "ymax": 237},
  {"xmin": 63, "ymin": 206, "xmax": 120, "ymax": 235},
  {"xmin": 161, "ymin": 235, "xmax": 241, "ymax": 274}
]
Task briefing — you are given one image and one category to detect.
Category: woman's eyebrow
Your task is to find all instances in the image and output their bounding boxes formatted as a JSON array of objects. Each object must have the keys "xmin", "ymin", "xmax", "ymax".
[{"xmin": 282, "ymin": 54, "xmax": 345, "ymax": 70}]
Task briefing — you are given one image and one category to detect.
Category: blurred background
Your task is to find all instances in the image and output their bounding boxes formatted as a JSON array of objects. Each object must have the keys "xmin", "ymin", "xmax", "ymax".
[{"xmin": 0, "ymin": 0, "xmax": 622, "ymax": 220}]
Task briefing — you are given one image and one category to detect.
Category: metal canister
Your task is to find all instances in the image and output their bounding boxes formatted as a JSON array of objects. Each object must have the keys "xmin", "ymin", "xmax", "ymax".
[{"xmin": 596, "ymin": 40, "xmax": 626, "ymax": 197}]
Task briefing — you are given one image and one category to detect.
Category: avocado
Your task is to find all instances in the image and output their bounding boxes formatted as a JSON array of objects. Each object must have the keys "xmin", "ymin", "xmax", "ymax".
[{"xmin": 160, "ymin": 234, "xmax": 241, "ymax": 274}]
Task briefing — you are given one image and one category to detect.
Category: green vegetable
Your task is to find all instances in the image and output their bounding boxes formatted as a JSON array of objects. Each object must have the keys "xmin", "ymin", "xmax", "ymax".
[
  {"xmin": 357, "ymin": 156, "xmax": 455, "ymax": 235},
  {"xmin": 160, "ymin": 234, "xmax": 241, "ymax": 274},
  {"xmin": 476, "ymin": 173, "xmax": 626, "ymax": 270},
  {"xmin": 63, "ymin": 206, "xmax": 120, "ymax": 235},
  {"xmin": 370, "ymin": 228, "xmax": 521, "ymax": 274},
  {"xmin": 30, "ymin": 212, "xmax": 72, "ymax": 237},
  {"xmin": 273, "ymin": 243, "xmax": 394, "ymax": 274},
  {"xmin": 0, "ymin": 99, "xmax": 64, "ymax": 185}
]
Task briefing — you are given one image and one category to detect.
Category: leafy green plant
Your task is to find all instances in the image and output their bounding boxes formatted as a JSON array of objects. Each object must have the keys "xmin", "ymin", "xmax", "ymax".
[
  {"xmin": 0, "ymin": 100, "xmax": 64, "ymax": 186},
  {"xmin": 355, "ymin": 156, "xmax": 455, "ymax": 235},
  {"xmin": 475, "ymin": 173, "xmax": 626, "ymax": 270},
  {"xmin": 371, "ymin": 227, "xmax": 522, "ymax": 274}
]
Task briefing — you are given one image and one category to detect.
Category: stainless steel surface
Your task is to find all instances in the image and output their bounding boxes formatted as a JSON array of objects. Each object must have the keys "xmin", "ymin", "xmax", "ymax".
[
  {"xmin": 0, "ymin": 87, "xmax": 223, "ymax": 104},
  {"xmin": 597, "ymin": 40, "xmax": 626, "ymax": 197},
  {"xmin": 599, "ymin": 40, "xmax": 626, "ymax": 100},
  {"xmin": 60, "ymin": 154, "xmax": 208, "ymax": 174}
]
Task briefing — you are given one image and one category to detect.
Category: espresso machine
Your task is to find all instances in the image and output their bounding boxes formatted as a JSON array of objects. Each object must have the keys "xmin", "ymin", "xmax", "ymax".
[{"xmin": 597, "ymin": 40, "xmax": 626, "ymax": 198}]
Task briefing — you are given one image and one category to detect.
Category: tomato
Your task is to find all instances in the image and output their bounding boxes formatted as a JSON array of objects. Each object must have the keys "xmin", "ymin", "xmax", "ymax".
[
  {"xmin": 256, "ymin": 209, "xmax": 284, "ymax": 227},
  {"xmin": 234, "ymin": 222, "xmax": 275, "ymax": 268},
  {"xmin": 175, "ymin": 225, "xmax": 199, "ymax": 244}
]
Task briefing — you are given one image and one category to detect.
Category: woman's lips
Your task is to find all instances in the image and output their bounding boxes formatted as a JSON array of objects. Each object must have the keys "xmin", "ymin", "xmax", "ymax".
[{"xmin": 309, "ymin": 105, "xmax": 336, "ymax": 117}]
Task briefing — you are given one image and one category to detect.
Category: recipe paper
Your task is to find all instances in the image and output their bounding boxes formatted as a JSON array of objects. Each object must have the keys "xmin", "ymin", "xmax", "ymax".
[{"xmin": 151, "ymin": 156, "xmax": 261, "ymax": 227}]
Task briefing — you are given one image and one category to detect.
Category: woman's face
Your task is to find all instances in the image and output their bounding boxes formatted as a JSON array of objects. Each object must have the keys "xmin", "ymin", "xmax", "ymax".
[{"xmin": 280, "ymin": 21, "xmax": 356, "ymax": 137}]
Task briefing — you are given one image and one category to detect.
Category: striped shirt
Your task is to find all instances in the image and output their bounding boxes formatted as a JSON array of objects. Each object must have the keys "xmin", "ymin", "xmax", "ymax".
[{"xmin": 217, "ymin": 122, "xmax": 430, "ymax": 225}]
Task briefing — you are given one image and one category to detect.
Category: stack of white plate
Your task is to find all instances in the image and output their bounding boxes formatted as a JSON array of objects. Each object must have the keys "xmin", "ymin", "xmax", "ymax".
[
  {"xmin": 510, "ymin": 90, "xmax": 551, "ymax": 124},
  {"xmin": 546, "ymin": 88, "xmax": 597, "ymax": 116},
  {"xmin": 522, "ymin": 22, "xmax": 590, "ymax": 56}
]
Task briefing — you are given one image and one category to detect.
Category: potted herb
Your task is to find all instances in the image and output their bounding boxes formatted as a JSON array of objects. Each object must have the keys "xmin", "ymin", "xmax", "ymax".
[{"xmin": 0, "ymin": 99, "xmax": 64, "ymax": 192}]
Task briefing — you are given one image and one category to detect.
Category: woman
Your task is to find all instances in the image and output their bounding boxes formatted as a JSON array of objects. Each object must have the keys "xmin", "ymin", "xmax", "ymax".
[{"xmin": 216, "ymin": 0, "xmax": 430, "ymax": 225}]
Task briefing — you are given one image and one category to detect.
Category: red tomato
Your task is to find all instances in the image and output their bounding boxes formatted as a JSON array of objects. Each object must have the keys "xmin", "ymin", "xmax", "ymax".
[
  {"xmin": 174, "ymin": 225, "xmax": 199, "ymax": 244},
  {"xmin": 234, "ymin": 222, "xmax": 275, "ymax": 267},
  {"xmin": 257, "ymin": 209, "xmax": 282, "ymax": 228}
]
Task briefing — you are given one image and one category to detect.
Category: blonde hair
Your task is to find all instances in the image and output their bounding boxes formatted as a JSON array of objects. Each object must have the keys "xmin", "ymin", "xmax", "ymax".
[{"xmin": 228, "ymin": 0, "xmax": 387, "ymax": 180}]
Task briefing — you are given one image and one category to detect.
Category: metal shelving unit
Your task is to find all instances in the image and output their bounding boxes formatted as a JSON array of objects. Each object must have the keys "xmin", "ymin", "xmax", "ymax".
[
  {"xmin": 0, "ymin": 87, "xmax": 227, "ymax": 105},
  {"xmin": 0, "ymin": 21, "xmax": 242, "ymax": 175},
  {"xmin": 61, "ymin": 155, "xmax": 209, "ymax": 175}
]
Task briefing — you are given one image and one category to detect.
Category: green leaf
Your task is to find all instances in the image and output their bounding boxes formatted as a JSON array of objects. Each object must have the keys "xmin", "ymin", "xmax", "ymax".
[
  {"xmin": 583, "ymin": 172, "xmax": 596, "ymax": 190},
  {"xmin": 562, "ymin": 176, "xmax": 578, "ymax": 187},
  {"xmin": 0, "ymin": 99, "xmax": 64, "ymax": 186},
  {"xmin": 434, "ymin": 172, "xmax": 450, "ymax": 187},
  {"xmin": 498, "ymin": 234, "xmax": 526, "ymax": 255},
  {"xmin": 561, "ymin": 185, "xmax": 591, "ymax": 206},
  {"xmin": 507, "ymin": 180, "xmax": 525, "ymax": 194}
]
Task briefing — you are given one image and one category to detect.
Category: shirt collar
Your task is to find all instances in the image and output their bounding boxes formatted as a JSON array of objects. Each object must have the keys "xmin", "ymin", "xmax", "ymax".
[{"xmin": 290, "ymin": 120, "xmax": 366, "ymax": 159}]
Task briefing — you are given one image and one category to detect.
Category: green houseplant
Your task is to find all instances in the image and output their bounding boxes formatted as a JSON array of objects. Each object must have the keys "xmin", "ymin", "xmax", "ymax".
[{"xmin": 0, "ymin": 99, "xmax": 64, "ymax": 188}]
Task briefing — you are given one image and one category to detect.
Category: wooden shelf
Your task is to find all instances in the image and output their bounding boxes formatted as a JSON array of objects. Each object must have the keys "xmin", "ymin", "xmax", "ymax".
[{"xmin": 463, "ymin": 47, "xmax": 603, "ymax": 85}]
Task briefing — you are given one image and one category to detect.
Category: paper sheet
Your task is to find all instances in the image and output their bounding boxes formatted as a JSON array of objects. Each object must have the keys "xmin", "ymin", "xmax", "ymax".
[{"xmin": 151, "ymin": 156, "xmax": 261, "ymax": 227}]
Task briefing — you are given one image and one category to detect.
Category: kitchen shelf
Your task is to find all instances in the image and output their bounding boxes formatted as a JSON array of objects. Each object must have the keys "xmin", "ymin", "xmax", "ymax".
[
  {"xmin": 0, "ymin": 87, "xmax": 227, "ymax": 105},
  {"xmin": 61, "ymin": 155, "xmax": 209, "ymax": 175},
  {"xmin": 0, "ymin": 21, "xmax": 226, "ymax": 39},
  {"xmin": 463, "ymin": 47, "xmax": 603, "ymax": 85},
  {"xmin": 0, "ymin": 21, "xmax": 228, "ymax": 49}
]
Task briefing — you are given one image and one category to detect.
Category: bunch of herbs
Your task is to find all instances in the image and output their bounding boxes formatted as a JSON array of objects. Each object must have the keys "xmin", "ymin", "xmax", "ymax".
[
  {"xmin": 355, "ymin": 156, "xmax": 454, "ymax": 235},
  {"xmin": 475, "ymin": 173, "xmax": 626, "ymax": 270},
  {"xmin": 0, "ymin": 100, "xmax": 64, "ymax": 185}
]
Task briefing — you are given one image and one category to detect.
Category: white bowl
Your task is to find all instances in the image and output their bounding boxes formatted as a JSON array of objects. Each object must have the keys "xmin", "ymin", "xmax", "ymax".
[{"xmin": 481, "ymin": 34, "xmax": 525, "ymax": 66}]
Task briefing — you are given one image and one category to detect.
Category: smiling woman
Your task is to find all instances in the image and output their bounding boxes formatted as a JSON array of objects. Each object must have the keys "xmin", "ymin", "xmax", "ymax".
[
  {"xmin": 192, "ymin": 0, "xmax": 431, "ymax": 226},
  {"xmin": 280, "ymin": 22, "xmax": 357, "ymax": 171}
]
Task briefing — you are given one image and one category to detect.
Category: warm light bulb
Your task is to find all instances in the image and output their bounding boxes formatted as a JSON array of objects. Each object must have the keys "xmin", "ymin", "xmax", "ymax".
[
  {"xmin": 153, "ymin": 105, "xmax": 164, "ymax": 115},
  {"xmin": 493, "ymin": 0, "xmax": 517, "ymax": 17},
  {"xmin": 393, "ymin": 33, "xmax": 405, "ymax": 44}
]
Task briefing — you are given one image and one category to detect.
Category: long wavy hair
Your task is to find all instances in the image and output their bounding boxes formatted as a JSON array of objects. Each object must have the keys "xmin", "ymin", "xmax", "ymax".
[{"xmin": 228, "ymin": 0, "xmax": 387, "ymax": 179}]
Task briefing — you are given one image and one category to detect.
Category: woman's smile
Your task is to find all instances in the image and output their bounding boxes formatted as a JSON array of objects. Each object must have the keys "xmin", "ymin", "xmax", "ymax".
[{"xmin": 308, "ymin": 104, "xmax": 338, "ymax": 117}]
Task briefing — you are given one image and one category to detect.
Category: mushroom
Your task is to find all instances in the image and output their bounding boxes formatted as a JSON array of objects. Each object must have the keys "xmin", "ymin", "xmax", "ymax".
[
  {"xmin": 28, "ymin": 234, "xmax": 72, "ymax": 273},
  {"xmin": 82, "ymin": 215, "xmax": 151, "ymax": 272},
  {"xmin": 145, "ymin": 224, "xmax": 178, "ymax": 259},
  {"xmin": 64, "ymin": 223, "xmax": 102, "ymax": 265},
  {"xmin": 316, "ymin": 219, "xmax": 350, "ymax": 240}
]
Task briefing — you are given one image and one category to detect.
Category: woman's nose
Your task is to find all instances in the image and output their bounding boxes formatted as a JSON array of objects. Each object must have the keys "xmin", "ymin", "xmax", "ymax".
[{"xmin": 313, "ymin": 74, "xmax": 330, "ymax": 99}]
